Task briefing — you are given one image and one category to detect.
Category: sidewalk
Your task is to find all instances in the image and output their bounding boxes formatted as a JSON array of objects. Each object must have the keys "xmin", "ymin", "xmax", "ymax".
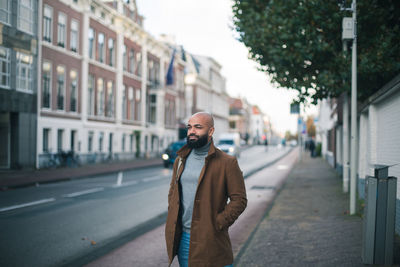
[
  {"xmin": 0, "ymin": 157, "xmax": 163, "ymax": 189},
  {"xmin": 235, "ymin": 152, "xmax": 400, "ymax": 267}
]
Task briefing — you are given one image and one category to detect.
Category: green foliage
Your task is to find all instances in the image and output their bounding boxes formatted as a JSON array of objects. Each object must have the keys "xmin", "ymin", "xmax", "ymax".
[{"xmin": 232, "ymin": 0, "xmax": 400, "ymax": 104}]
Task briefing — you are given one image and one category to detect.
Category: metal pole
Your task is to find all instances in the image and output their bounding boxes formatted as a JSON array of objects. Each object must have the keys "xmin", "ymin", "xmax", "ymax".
[
  {"xmin": 298, "ymin": 114, "xmax": 301, "ymax": 161},
  {"xmin": 350, "ymin": 0, "xmax": 357, "ymax": 215}
]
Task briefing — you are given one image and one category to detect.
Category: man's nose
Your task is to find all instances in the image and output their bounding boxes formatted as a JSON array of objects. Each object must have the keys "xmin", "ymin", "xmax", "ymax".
[{"xmin": 188, "ymin": 128, "xmax": 196, "ymax": 135}]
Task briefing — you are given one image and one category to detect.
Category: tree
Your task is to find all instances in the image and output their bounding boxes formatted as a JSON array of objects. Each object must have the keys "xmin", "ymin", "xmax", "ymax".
[{"xmin": 232, "ymin": 0, "xmax": 400, "ymax": 104}]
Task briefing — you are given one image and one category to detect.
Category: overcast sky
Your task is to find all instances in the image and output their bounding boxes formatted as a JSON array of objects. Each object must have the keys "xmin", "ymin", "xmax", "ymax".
[{"xmin": 136, "ymin": 0, "xmax": 315, "ymax": 134}]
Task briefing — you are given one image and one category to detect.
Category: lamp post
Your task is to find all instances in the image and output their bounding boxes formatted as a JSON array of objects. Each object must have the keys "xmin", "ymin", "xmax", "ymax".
[{"xmin": 340, "ymin": 0, "xmax": 357, "ymax": 215}]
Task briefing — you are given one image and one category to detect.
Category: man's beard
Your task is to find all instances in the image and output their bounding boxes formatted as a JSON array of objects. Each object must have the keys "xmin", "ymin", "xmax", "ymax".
[{"xmin": 187, "ymin": 133, "xmax": 209, "ymax": 149}]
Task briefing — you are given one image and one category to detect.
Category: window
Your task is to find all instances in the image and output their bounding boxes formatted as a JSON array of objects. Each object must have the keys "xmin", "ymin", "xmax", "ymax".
[
  {"xmin": 0, "ymin": 0, "xmax": 11, "ymax": 25},
  {"xmin": 18, "ymin": 0, "xmax": 34, "ymax": 34},
  {"xmin": 98, "ymin": 33, "xmax": 105, "ymax": 63},
  {"xmin": 122, "ymin": 134, "xmax": 126, "ymax": 152},
  {"xmin": 57, "ymin": 13, "xmax": 66, "ymax": 47},
  {"xmin": 129, "ymin": 49, "xmax": 135, "ymax": 74},
  {"xmin": 123, "ymin": 45, "xmax": 127, "ymax": 71},
  {"xmin": 16, "ymin": 52, "xmax": 33, "ymax": 92},
  {"xmin": 42, "ymin": 61, "xmax": 51, "ymax": 108},
  {"xmin": 129, "ymin": 87, "xmax": 134, "ymax": 120},
  {"xmin": 108, "ymin": 38, "xmax": 114, "ymax": 66},
  {"xmin": 87, "ymin": 74, "xmax": 94, "ymax": 115},
  {"xmin": 88, "ymin": 131, "xmax": 93, "ymax": 152},
  {"xmin": 148, "ymin": 94, "xmax": 156, "ymax": 124},
  {"xmin": 57, "ymin": 129, "xmax": 64, "ymax": 152},
  {"xmin": 136, "ymin": 52, "xmax": 142, "ymax": 76},
  {"xmin": 97, "ymin": 78, "xmax": 104, "ymax": 116},
  {"xmin": 106, "ymin": 80, "xmax": 114, "ymax": 117},
  {"xmin": 43, "ymin": 5, "xmax": 52, "ymax": 42},
  {"xmin": 56, "ymin": 65, "xmax": 65, "ymax": 110},
  {"xmin": 70, "ymin": 70, "xmax": 78, "ymax": 112},
  {"xmin": 99, "ymin": 132, "xmax": 104, "ymax": 152},
  {"xmin": 130, "ymin": 134, "xmax": 134, "ymax": 152},
  {"xmin": 122, "ymin": 85, "xmax": 127, "ymax": 119},
  {"xmin": 43, "ymin": 128, "xmax": 50, "ymax": 152},
  {"xmin": 88, "ymin": 28, "xmax": 95, "ymax": 59},
  {"xmin": 0, "ymin": 46, "xmax": 10, "ymax": 89},
  {"xmin": 70, "ymin": 20, "xmax": 79, "ymax": 52},
  {"xmin": 135, "ymin": 89, "xmax": 141, "ymax": 121}
]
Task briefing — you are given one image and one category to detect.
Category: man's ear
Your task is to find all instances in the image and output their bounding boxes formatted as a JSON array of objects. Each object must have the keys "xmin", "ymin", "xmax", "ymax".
[{"xmin": 208, "ymin": 127, "xmax": 215, "ymax": 137}]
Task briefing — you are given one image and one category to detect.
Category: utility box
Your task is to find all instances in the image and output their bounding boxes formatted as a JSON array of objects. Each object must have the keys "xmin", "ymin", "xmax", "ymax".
[
  {"xmin": 362, "ymin": 165, "xmax": 397, "ymax": 265},
  {"xmin": 342, "ymin": 17, "xmax": 354, "ymax": 40}
]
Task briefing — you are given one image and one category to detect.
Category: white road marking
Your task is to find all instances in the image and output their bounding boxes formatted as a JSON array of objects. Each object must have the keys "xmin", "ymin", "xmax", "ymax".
[
  {"xmin": 63, "ymin": 188, "xmax": 104, "ymax": 198},
  {"xmin": 116, "ymin": 172, "xmax": 123, "ymax": 186},
  {"xmin": 0, "ymin": 198, "xmax": 56, "ymax": 212},
  {"xmin": 112, "ymin": 180, "xmax": 138, "ymax": 188},
  {"xmin": 142, "ymin": 177, "xmax": 160, "ymax": 182},
  {"xmin": 277, "ymin": 164, "xmax": 289, "ymax": 170}
]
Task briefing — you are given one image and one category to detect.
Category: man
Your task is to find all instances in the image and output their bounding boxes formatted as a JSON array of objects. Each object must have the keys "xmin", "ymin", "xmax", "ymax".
[{"xmin": 165, "ymin": 112, "xmax": 247, "ymax": 267}]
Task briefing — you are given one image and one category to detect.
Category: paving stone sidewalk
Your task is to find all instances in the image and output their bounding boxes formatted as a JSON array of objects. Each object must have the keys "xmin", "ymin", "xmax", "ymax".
[{"xmin": 235, "ymin": 153, "xmax": 368, "ymax": 267}]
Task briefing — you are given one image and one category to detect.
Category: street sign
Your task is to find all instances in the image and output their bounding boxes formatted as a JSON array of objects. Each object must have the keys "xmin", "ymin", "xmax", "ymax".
[
  {"xmin": 290, "ymin": 103, "xmax": 300, "ymax": 114},
  {"xmin": 342, "ymin": 17, "xmax": 354, "ymax": 40}
]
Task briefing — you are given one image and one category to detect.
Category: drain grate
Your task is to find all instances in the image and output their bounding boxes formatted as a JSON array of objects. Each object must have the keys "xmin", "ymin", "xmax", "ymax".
[{"xmin": 251, "ymin": 185, "xmax": 276, "ymax": 190}]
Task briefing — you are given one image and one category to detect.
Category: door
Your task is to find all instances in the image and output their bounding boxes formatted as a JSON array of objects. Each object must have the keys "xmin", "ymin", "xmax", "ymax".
[{"xmin": 0, "ymin": 113, "xmax": 10, "ymax": 168}]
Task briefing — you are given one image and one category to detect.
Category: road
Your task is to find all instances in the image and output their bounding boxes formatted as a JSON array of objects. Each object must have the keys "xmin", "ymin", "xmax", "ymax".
[{"xmin": 0, "ymin": 145, "xmax": 293, "ymax": 267}]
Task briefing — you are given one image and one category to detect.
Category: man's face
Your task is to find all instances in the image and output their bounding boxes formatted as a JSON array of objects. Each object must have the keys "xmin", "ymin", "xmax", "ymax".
[{"xmin": 186, "ymin": 115, "xmax": 214, "ymax": 149}]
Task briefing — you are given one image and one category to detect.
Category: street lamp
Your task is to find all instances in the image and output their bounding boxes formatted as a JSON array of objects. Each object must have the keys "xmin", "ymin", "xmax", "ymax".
[{"xmin": 340, "ymin": 0, "xmax": 357, "ymax": 215}]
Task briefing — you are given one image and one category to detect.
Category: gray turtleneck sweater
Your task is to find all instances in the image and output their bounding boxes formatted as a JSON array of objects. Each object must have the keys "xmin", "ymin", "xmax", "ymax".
[{"xmin": 180, "ymin": 141, "xmax": 210, "ymax": 233}]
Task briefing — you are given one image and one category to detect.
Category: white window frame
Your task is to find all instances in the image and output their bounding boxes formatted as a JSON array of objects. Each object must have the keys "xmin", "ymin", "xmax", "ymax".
[
  {"xmin": 106, "ymin": 80, "xmax": 114, "ymax": 117},
  {"xmin": 0, "ymin": 0, "xmax": 12, "ymax": 25},
  {"xmin": 97, "ymin": 78, "xmax": 105, "ymax": 116},
  {"xmin": 57, "ymin": 12, "xmax": 66, "ymax": 48},
  {"xmin": 108, "ymin": 38, "xmax": 114, "ymax": 67},
  {"xmin": 87, "ymin": 74, "xmax": 95, "ymax": 115},
  {"xmin": 18, "ymin": 0, "xmax": 34, "ymax": 34},
  {"xmin": 42, "ymin": 61, "xmax": 52, "ymax": 109},
  {"xmin": 129, "ymin": 48, "xmax": 135, "ymax": 74},
  {"xmin": 69, "ymin": 69, "xmax": 78, "ymax": 112},
  {"xmin": 129, "ymin": 87, "xmax": 134, "ymax": 120},
  {"xmin": 70, "ymin": 19, "xmax": 79, "ymax": 53},
  {"xmin": 122, "ymin": 85, "xmax": 127, "ymax": 119},
  {"xmin": 42, "ymin": 128, "xmax": 50, "ymax": 153},
  {"xmin": 56, "ymin": 65, "xmax": 66, "ymax": 110},
  {"xmin": 16, "ymin": 52, "xmax": 33, "ymax": 93},
  {"xmin": 88, "ymin": 28, "xmax": 95, "ymax": 59},
  {"xmin": 123, "ymin": 45, "xmax": 127, "ymax": 71},
  {"xmin": 43, "ymin": 5, "xmax": 52, "ymax": 42},
  {"xmin": 98, "ymin": 33, "xmax": 105, "ymax": 63},
  {"xmin": 88, "ymin": 131, "xmax": 94, "ymax": 152},
  {"xmin": 0, "ymin": 46, "xmax": 11, "ymax": 89}
]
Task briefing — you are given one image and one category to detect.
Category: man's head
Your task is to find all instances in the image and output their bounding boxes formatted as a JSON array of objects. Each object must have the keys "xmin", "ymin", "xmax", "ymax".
[{"xmin": 186, "ymin": 112, "xmax": 215, "ymax": 149}]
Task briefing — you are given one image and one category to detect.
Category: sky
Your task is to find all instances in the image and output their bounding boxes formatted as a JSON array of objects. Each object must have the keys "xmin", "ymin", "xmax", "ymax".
[{"xmin": 136, "ymin": 0, "xmax": 316, "ymax": 134}]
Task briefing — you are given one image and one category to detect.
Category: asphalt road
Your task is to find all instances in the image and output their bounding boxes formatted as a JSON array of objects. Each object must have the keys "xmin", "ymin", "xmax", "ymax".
[{"xmin": 0, "ymin": 145, "xmax": 292, "ymax": 267}]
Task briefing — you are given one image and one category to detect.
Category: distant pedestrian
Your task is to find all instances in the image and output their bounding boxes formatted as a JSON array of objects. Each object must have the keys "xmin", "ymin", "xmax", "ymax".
[
  {"xmin": 165, "ymin": 112, "xmax": 247, "ymax": 267},
  {"xmin": 309, "ymin": 138, "xmax": 315, "ymax": 157}
]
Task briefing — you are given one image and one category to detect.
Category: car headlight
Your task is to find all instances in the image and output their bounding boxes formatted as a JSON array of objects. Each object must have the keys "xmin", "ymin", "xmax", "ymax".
[
  {"xmin": 162, "ymin": 154, "xmax": 169, "ymax": 160},
  {"xmin": 229, "ymin": 147, "xmax": 234, "ymax": 153}
]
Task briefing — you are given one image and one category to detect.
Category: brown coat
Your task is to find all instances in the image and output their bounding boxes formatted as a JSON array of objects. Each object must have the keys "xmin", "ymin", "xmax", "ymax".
[{"xmin": 165, "ymin": 141, "xmax": 247, "ymax": 267}]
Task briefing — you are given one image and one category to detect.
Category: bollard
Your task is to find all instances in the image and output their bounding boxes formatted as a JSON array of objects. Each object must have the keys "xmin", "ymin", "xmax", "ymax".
[{"xmin": 362, "ymin": 165, "xmax": 397, "ymax": 265}]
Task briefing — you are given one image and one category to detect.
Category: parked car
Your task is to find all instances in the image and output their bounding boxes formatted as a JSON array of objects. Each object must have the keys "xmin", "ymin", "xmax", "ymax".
[
  {"xmin": 216, "ymin": 132, "xmax": 241, "ymax": 158},
  {"xmin": 162, "ymin": 140, "xmax": 186, "ymax": 168}
]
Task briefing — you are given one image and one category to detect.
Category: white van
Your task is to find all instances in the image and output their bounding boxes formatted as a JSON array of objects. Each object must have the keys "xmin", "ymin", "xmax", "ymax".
[{"xmin": 216, "ymin": 132, "xmax": 241, "ymax": 158}]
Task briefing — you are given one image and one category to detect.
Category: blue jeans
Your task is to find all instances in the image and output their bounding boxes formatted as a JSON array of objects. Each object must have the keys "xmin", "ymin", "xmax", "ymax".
[{"xmin": 178, "ymin": 231, "xmax": 233, "ymax": 267}]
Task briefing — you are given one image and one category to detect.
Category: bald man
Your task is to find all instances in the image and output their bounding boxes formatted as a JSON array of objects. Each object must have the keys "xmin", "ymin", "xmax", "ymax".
[{"xmin": 165, "ymin": 112, "xmax": 247, "ymax": 267}]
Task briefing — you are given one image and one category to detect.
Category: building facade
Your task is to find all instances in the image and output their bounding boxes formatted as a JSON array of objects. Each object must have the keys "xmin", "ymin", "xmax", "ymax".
[
  {"xmin": 317, "ymin": 74, "xmax": 400, "ymax": 235},
  {"xmin": 184, "ymin": 53, "xmax": 229, "ymax": 141},
  {"xmin": 36, "ymin": 0, "xmax": 185, "ymax": 168},
  {"xmin": 0, "ymin": 0, "xmax": 38, "ymax": 169}
]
